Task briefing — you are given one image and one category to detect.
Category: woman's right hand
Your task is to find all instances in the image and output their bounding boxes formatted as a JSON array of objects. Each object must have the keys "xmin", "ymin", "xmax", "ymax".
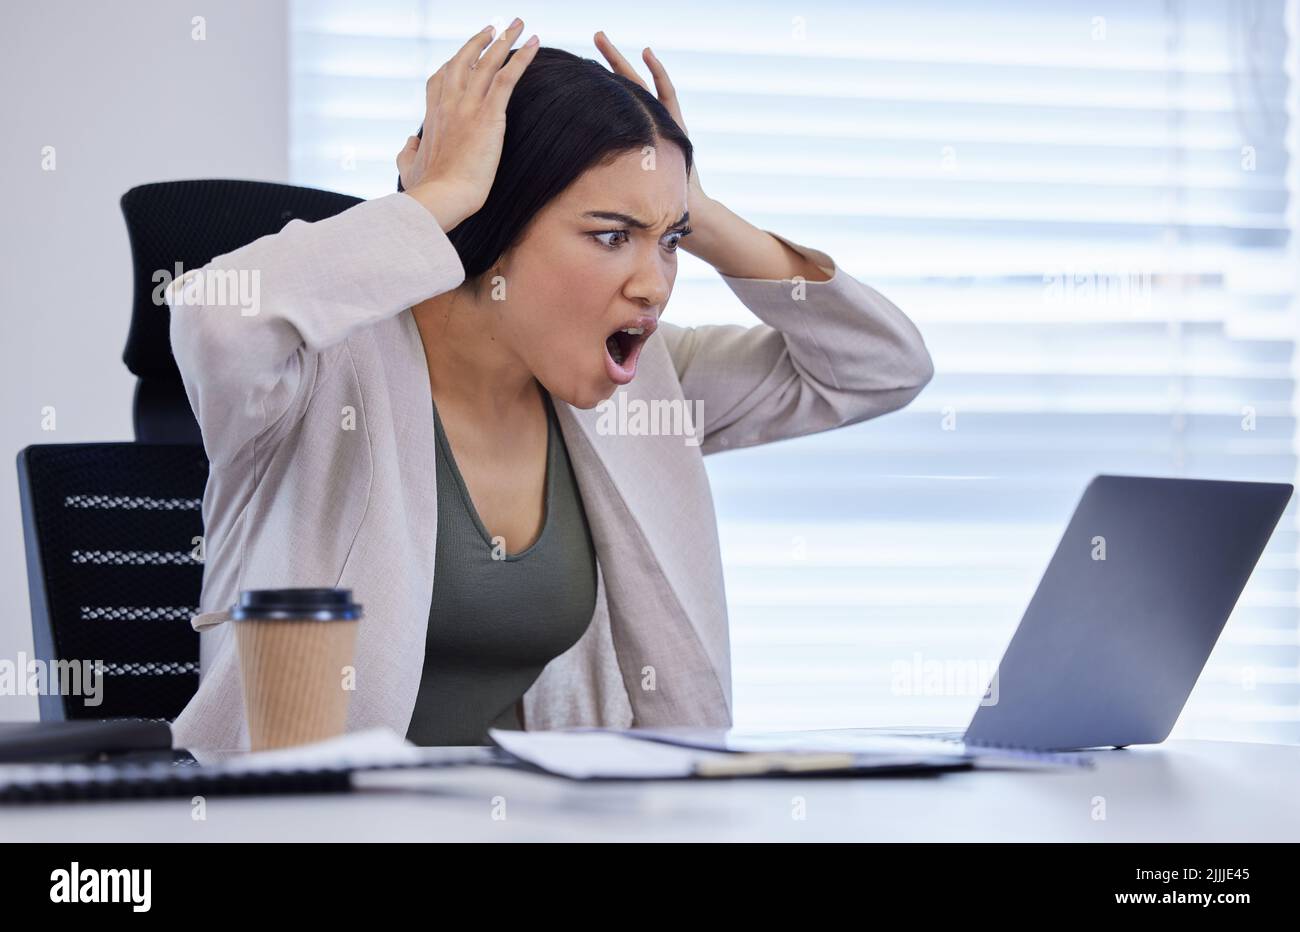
[{"xmin": 398, "ymin": 19, "xmax": 540, "ymax": 231}]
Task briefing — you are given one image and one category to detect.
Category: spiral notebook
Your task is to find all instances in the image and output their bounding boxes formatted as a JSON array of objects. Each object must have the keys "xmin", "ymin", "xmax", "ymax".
[{"xmin": 0, "ymin": 728, "xmax": 503, "ymax": 803}]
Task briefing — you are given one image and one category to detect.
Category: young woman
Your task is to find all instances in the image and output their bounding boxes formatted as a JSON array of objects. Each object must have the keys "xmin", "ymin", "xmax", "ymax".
[{"xmin": 167, "ymin": 20, "xmax": 933, "ymax": 752}]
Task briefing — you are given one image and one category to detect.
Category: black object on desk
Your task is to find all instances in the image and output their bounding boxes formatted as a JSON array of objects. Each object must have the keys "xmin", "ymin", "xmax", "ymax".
[{"xmin": 0, "ymin": 720, "xmax": 175, "ymax": 764}]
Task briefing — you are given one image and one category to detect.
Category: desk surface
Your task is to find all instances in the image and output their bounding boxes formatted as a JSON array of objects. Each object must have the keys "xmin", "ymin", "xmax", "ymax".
[{"xmin": 4, "ymin": 739, "xmax": 1298, "ymax": 841}]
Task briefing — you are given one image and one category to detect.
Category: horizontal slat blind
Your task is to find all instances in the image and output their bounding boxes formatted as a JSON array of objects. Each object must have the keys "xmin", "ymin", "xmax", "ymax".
[{"xmin": 291, "ymin": 0, "xmax": 1300, "ymax": 744}]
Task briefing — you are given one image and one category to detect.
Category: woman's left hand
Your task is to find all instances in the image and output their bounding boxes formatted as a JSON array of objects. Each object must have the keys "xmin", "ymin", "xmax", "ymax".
[
  {"xmin": 593, "ymin": 31, "xmax": 709, "ymax": 208},
  {"xmin": 593, "ymin": 31, "xmax": 823, "ymax": 282}
]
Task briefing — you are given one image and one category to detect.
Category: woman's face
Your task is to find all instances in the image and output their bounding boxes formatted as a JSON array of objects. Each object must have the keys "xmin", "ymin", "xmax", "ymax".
[{"xmin": 492, "ymin": 143, "xmax": 691, "ymax": 409}]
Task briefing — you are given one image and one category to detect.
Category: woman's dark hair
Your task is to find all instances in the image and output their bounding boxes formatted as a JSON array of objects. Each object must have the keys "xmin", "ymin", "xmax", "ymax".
[{"xmin": 397, "ymin": 46, "xmax": 693, "ymax": 293}]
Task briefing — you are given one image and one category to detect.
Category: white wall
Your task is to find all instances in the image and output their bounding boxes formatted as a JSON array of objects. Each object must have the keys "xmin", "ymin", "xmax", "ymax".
[{"xmin": 0, "ymin": 0, "xmax": 288, "ymax": 720}]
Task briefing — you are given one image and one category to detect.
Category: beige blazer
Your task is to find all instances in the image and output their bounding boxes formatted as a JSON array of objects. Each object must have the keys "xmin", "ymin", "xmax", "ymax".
[{"xmin": 164, "ymin": 191, "xmax": 933, "ymax": 754}]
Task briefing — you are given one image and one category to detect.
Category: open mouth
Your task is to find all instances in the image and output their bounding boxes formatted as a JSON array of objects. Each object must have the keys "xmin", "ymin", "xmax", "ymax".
[{"xmin": 603, "ymin": 318, "xmax": 656, "ymax": 385}]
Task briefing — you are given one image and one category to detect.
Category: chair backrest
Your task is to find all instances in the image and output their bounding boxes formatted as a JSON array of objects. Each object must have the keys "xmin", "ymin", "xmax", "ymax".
[
  {"xmin": 120, "ymin": 179, "xmax": 362, "ymax": 443},
  {"xmin": 17, "ymin": 443, "xmax": 210, "ymax": 722}
]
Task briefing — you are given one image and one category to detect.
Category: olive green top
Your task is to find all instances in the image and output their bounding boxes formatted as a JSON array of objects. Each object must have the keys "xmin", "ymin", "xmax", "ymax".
[{"xmin": 405, "ymin": 392, "xmax": 598, "ymax": 747}]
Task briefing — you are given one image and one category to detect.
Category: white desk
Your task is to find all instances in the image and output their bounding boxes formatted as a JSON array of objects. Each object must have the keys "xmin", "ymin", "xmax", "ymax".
[{"xmin": 4, "ymin": 739, "xmax": 1298, "ymax": 841}]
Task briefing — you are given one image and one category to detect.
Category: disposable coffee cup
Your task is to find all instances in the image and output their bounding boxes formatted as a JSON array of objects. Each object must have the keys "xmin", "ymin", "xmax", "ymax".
[{"xmin": 232, "ymin": 588, "xmax": 362, "ymax": 751}]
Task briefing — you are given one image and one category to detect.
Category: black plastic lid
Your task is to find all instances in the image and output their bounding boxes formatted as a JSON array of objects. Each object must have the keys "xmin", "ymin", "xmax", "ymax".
[{"xmin": 230, "ymin": 588, "xmax": 362, "ymax": 621}]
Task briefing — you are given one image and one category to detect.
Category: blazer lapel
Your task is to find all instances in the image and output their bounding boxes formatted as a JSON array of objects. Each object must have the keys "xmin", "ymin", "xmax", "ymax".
[{"xmin": 339, "ymin": 308, "xmax": 441, "ymax": 737}]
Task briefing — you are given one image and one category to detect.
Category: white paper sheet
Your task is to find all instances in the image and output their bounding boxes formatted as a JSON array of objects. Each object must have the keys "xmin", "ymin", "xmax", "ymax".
[{"xmin": 487, "ymin": 728, "xmax": 989, "ymax": 779}]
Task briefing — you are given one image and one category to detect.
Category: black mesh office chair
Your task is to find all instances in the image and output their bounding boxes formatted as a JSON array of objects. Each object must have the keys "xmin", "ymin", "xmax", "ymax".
[
  {"xmin": 17, "ymin": 180, "xmax": 361, "ymax": 722},
  {"xmin": 17, "ymin": 444, "xmax": 210, "ymax": 722},
  {"xmin": 119, "ymin": 179, "xmax": 362, "ymax": 443}
]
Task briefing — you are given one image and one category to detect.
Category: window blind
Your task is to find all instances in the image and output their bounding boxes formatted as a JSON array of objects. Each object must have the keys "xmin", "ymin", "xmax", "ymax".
[{"xmin": 290, "ymin": 0, "xmax": 1300, "ymax": 744}]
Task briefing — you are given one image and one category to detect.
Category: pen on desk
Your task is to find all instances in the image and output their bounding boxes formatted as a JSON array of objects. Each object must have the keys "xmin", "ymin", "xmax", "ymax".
[{"xmin": 692, "ymin": 752, "xmax": 858, "ymax": 777}]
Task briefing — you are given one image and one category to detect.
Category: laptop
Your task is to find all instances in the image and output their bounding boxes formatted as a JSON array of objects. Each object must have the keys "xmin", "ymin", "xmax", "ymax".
[{"xmin": 846, "ymin": 474, "xmax": 1293, "ymax": 751}]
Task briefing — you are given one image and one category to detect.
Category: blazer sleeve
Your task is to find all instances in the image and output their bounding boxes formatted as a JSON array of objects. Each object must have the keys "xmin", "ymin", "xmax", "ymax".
[
  {"xmin": 658, "ymin": 229, "xmax": 933, "ymax": 455},
  {"xmin": 165, "ymin": 191, "xmax": 466, "ymax": 467}
]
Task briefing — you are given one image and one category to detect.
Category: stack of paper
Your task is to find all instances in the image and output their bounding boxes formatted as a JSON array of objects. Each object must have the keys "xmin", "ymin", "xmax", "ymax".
[
  {"xmin": 606, "ymin": 726, "xmax": 1094, "ymax": 771},
  {"xmin": 487, "ymin": 728, "xmax": 979, "ymax": 780}
]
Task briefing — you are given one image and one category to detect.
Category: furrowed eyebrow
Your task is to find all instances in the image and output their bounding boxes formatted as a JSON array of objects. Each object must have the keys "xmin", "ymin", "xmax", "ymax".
[{"xmin": 583, "ymin": 210, "xmax": 690, "ymax": 230}]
